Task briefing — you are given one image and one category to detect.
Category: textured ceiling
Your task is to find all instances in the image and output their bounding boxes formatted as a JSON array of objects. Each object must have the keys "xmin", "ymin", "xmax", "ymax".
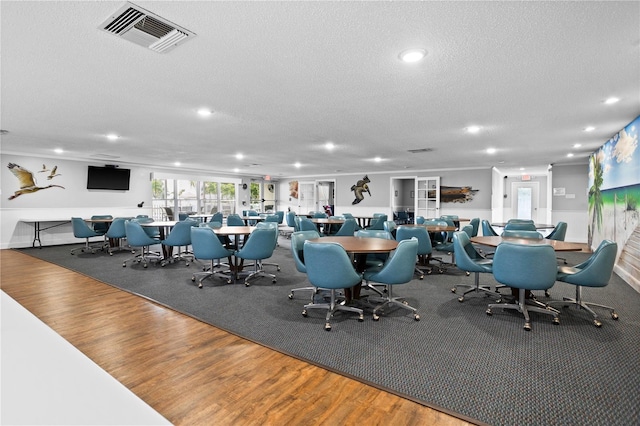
[{"xmin": 1, "ymin": 1, "xmax": 639, "ymax": 178}]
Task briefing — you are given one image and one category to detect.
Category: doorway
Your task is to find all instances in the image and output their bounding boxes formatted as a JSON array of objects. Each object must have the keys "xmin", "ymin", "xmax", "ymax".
[{"xmin": 511, "ymin": 181, "xmax": 539, "ymax": 221}]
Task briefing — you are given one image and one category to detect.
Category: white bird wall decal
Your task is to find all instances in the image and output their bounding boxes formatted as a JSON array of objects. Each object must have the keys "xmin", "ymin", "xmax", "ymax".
[{"xmin": 7, "ymin": 162, "xmax": 64, "ymax": 200}]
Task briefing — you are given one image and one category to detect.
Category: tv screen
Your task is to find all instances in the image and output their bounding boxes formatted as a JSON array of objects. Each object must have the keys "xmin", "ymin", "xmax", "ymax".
[{"xmin": 87, "ymin": 166, "xmax": 130, "ymax": 190}]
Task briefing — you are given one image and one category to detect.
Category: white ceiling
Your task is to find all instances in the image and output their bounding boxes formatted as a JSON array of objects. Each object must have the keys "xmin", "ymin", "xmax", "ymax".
[{"xmin": 1, "ymin": 1, "xmax": 639, "ymax": 179}]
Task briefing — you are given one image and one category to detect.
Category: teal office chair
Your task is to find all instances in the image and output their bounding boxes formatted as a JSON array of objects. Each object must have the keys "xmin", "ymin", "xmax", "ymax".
[
  {"xmin": 90, "ymin": 214, "xmax": 112, "ymax": 236},
  {"xmin": 383, "ymin": 220, "xmax": 397, "ymax": 238},
  {"xmin": 288, "ymin": 230, "xmax": 322, "ymax": 301},
  {"xmin": 302, "ymin": 241, "xmax": 364, "ymax": 331},
  {"xmin": 363, "ymin": 238, "xmax": 420, "ymax": 321},
  {"xmin": 487, "ymin": 242, "xmax": 559, "ymax": 331},
  {"xmin": 396, "ymin": 225, "xmax": 437, "ymax": 279},
  {"xmin": 501, "ymin": 230, "xmax": 543, "ymax": 239},
  {"xmin": 415, "ymin": 216, "xmax": 425, "ymax": 224},
  {"xmin": 132, "ymin": 216, "xmax": 160, "ymax": 240},
  {"xmin": 70, "ymin": 217, "xmax": 106, "ymax": 255},
  {"xmin": 546, "ymin": 221, "xmax": 568, "ymax": 264},
  {"xmin": 190, "ymin": 227, "xmax": 234, "ymax": 288},
  {"xmin": 104, "ymin": 217, "xmax": 130, "ymax": 255},
  {"xmin": 433, "ymin": 218, "xmax": 456, "ymax": 267},
  {"xmin": 504, "ymin": 222, "xmax": 537, "ymax": 231},
  {"xmin": 366, "ymin": 214, "xmax": 387, "ymax": 230},
  {"xmin": 341, "ymin": 213, "xmax": 361, "ymax": 230},
  {"xmin": 299, "ymin": 217, "xmax": 317, "ymax": 232},
  {"xmin": 226, "ymin": 214, "xmax": 244, "ymax": 226},
  {"xmin": 123, "ymin": 220, "xmax": 162, "ymax": 268},
  {"xmin": 549, "ymin": 240, "xmax": 619, "ymax": 327},
  {"xmin": 210, "ymin": 212, "xmax": 223, "ymax": 224},
  {"xmin": 312, "ymin": 211, "xmax": 328, "ymax": 218},
  {"xmin": 507, "ymin": 219, "xmax": 535, "ymax": 224},
  {"xmin": 394, "ymin": 211, "xmax": 409, "ymax": 224},
  {"xmin": 275, "ymin": 211, "xmax": 285, "ymax": 224},
  {"xmin": 234, "ymin": 227, "xmax": 277, "ymax": 286},
  {"xmin": 333, "ymin": 218, "xmax": 357, "ymax": 236},
  {"xmin": 451, "ymin": 231, "xmax": 503, "ymax": 302},
  {"xmin": 355, "ymin": 229, "xmax": 393, "ymax": 294},
  {"xmin": 469, "ymin": 218, "xmax": 480, "ymax": 237},
  {"xmin": 461, "ymin": 225, "xmax": 474, "ymax": 238},
  {"xmin": 162, "ymin": 207, "xmax": 175, "ymax": 221},
  {"xmin": 161, "ymin": 220, "xmax": 198, "ymax": 266},
  {"xmin": 256, "ymin": 221, "xmax": 280, "ymax": 271},
  {"xmin": 481, "ymin": 220, "xmax": 499, "ymax": 236}
]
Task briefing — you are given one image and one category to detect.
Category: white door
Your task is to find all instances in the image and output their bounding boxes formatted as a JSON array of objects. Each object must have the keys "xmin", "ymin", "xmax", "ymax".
[
  {"xmin": 511, "ymin": 182, "xmax": 540, "ymax": 221},
  {"xmin": 415, "ymin": 177, "xmax": 440, "ymax": 220},
  {"xmin": 298, "ymin": 181, "xmax": 316, "ymax": 214}
]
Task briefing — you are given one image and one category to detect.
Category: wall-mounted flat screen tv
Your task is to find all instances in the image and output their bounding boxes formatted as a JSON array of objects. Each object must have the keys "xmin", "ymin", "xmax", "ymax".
[{"xmin": 87, "ymin": 166, "xmax": 131, "ymax": 190}]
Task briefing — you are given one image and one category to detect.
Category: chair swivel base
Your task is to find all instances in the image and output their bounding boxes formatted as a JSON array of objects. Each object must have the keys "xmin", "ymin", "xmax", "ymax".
[
  {"xmin": 241, "ymin": 265, "xmax": 276, "ymax": 287},
  {"xmin": 368, "ymin": 286, "xmax": 420, "ymax": 321},
  {"xmin": 486, "ymin": 290, "xmax": 559, "ymax": 331},
  {"xmin": 302, "ymin": 289, "xmax": 363, "ymax": 331},
  {"xmin": 122, "ymin": 249, "xmax": 162, "ymax": 268},
  {"xmin": 547, "ymin": 295, "xmax": 619, "ymax": 327},
  {"xmin": 452, "ymin": 273, "xmax": 505, "ymax": 303},
  {"xmin": 70, "ymin": 241, "xmax": 107, "ymax": 255}
]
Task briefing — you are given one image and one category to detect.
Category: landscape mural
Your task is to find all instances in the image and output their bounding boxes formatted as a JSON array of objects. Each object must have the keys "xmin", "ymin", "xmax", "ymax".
[{"xmin": 588, "ymin": 115, "xmax": 639, "ymax": 252}]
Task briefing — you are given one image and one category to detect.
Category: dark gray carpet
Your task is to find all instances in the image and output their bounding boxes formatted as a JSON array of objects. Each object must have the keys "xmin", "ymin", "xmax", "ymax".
[{"xmin": 18, "ymin": 238, "xmax": 640, "ymax": 426}]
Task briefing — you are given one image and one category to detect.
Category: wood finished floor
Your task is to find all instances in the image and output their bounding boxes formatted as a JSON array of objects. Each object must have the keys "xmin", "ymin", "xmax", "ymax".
[{"xmin": 1, "ymin": 249, "xmax": 478, "ymax": 426}]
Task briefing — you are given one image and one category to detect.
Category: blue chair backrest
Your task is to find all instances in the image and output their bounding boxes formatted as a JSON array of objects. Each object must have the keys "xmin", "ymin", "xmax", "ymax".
[
  {"xmin": 469, "ymin": 218, "xmax": 480, "ymax": 237},
  {"xmin": 163, "ymin": 220, "xmax": 197, "ymax": 245},
  {"xmin": 303, "ymin": 242, "xmax": 362, "ymax": 289},
  {"xmin": 368, "ymin": 214, "xmax": 388, "ymax": 230},
  {"xmin": 226, "ymin": 214, "xmax": 244, "ymax": 226},
  {"xmin": 290, "ymin": 230, "xmax": 321, "ymax": 273},
  {"xmin": 546, "ymin": 222, "xmax": 567, "ymax": 241},
  {"xmin": 367, "ymin": 238, "xmax": 418, "ymax": 284},
  {"xmin": 461, "ymin": 225, "xmax": 474, "ymax": 238},
  {"xmin": 507, "ymin": 219, "xmax": 534, "ymax": 224},
  {"xmin": 481, "ymin": 219, "xmax": 498, "ymax": 236},
  {"xmin": 236, "ymin": 227, "xmax": 277, "ymax": 259},
  {"xmin": 416, "ymin": 216, "xmax": 425, "ymax": 224},
  {"xmin": 105, "ymin": 217, "xmax": 127, "ymax": 239},
  {"xmin": 265, "ymin": 214, "xmax": 280, "ymax": 223},
  {"xmin": 492, "ymin": 242, "xmax": 557, "ymax": 290},
  {"xmin": 72, "ymin": 217, "xmax": 98, "ymax": 238},
  {"xmin": 286, "ymin": 211, "xmax": 297, "ymax": 228},
  {"xmin": 501, "ymin": 230, "xmax": 543, "ymax": 239},
  {"xmin": 91, "ymin": 215, "xmax": 112, "ymax": 234},
  {"xmin": 396, "ymin": 226, "xmax": 432, "ymax": 256},
  {"xmin": 312, "ymin": 212, "xmax": 328, "ymax": 218},
  {"xmin": 334, "ymin": 218, "xmax": 357, "ymax": 236},
  {"xmin": 211, "ymin": 212, "xmax": 223, "ymax": 223},
  {"xmin": 356, "ymin": 229, "xmax": 392, "ymax": 240},
  {"xmin": 299, "ymin": 217, "xmax": 317, "ymax": 232},
  {"xmin": 504, "ymin": 222, "xmax": 537, "ymax": 231},
  {"xmin": 452, "ymin": 231, "xmax": 488, "ymax": 271},
  {"xmin": 191, "ymin": 227, "xmax": 232, "ymax": 260},
  {"xmin": 125, "ymin": 220, "xmax": 158, "ymax": 247},
  {"xmin": 561, "ymin": 240, "xmax": 617, "ymax": 287},
  {"xmin": 275, "ymin": 211, "xmax": 285, "ymax": 224}
]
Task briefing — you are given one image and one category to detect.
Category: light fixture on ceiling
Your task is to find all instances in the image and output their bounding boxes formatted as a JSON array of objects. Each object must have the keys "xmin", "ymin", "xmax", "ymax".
[
  {"xmin": 374, "ymin": 157, "xmax": 382, "ymax": 162},
  {"xmin": 325, "ymin": 142, "xmax": 335, "ymax": 151},
  {"xmin": 106, "ymin": 133, "xmax": 119, "ymax": 141},
  {"xmin": 486, "ymin": 148, "xmax": 496, "ymax": 154},
  {"xmin": 197, "ymin": 108, "xmax": 213, "ymax": 116},
  {"xmin": 574, "ymin": 143, "xmax": 582, "ymax": 148},
  {"xmin": 233, "ymin": 168, "xmax": 240, "ymax": 173},
  {"xmin": 584, "ymin": 126, "xmax": 595, "ymax": 132},
  {"xmin": 235, "ymin": 153, "xmax": 244, "ymax": 160},
  {"xmin": 567, "ymin": 153, "xmax": 574, "ymax": 157},
  {"xmin": 174, "ymin": 161, "xmax": 181, "ymax": 166},
  {"xmin": 399, "ymin": 48, "xmax": 427, "ymax": 63},
  {"xmin": 54, "ymin": 148, "xmax": 64, "ymax": 154},
  {"xmin": 604, "ymin": 97, "xmax": 620, "ymax": 105},
  {"xmin": 466, "ymin": 125, "xmax": 482, "ymax": 134},
  {"xmin": 294, "ymin": 162, "xmax": 301, "ymax": 168}
]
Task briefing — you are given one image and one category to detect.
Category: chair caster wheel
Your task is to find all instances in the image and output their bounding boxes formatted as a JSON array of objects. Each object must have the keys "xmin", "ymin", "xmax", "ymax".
[
  {"xmin": 185, "ymin": 262, "xmax": 190, "ymax": 267},
  {"xmin": 109, "ymin": 253, "xmax": 113, "ymax": 256},
  {"xmin": 143, "ymin": 263, "xmax": 148, "ymax": 268},
  {"xmin": 486, "ymin": 309, "xmax": 492, "ymax": 315},
  {"xmin": 545, "ymin": 290, "xmax": 550, "ymax": 297},
  {"xmin": 302, "ymin": 310, "xmax": 308, "ymax": 317},
  {"xmin": 458, "ymin": 296, "xmax": 464, "ymax": 303},
  {"xmin": 524, "ymin": 323, "xmax": 532, "ymax": 331},
  {"xmin": 593, "ymin": 319, "xmax": 602, "ymax": 327},
  {"xmin": 288, "ymin": 293, "xmax": 293, "ymax": 299},
  {"xmin": 358, "ymin": 315, "xmax": 364, "ymax": 322},
  {"xmin": 553, "ymin": 317, "xmax": 560, "ymax": 325},
  {"xmin": 465, "ymin": 271, "xmax": 470, "ymax": 276},
  {"xmin": 419, "ymin": 275, "xmax": 424, "ymax": 280},
  {"xmin": 227, "ymin": 279, "xmax": 232, "ymax": 284},
  {"xmin": 372, "ymin": 314, "xmax": 380, "ymax": 321},
  {"xmin": 272, "ymin": 279, "xmax": 277, "ymax": 283},
  {"xmin": 122, "ymin": 263, "xmax": 126, "ymax": 267},
  {"xmin": 611, "ymin": 312, "xmax": 619, "ymax": 320},
  {"xmin": 198, "ymin": 283, "xmax": 203, "ymax": 289},
  {"xmin": 414, "ymin": 314, "xmax": 420, "ymax": 321},
  {"xmin": 191, "ymin": 276, "xmax": 195, "ymax": 281},
  {"xmin": 324, "ymin": 323, "xmax": 332, "ymax": 331},
  {"xmin": 277, "ymin": 267, "xmax": 281, "ymax": 271},
  {"xmin": 451, "ymin": 287, "xmax": 456, "ymax": 293}
]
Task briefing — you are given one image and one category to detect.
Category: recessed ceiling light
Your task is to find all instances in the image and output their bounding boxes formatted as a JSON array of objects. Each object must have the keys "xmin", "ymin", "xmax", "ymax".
[
  {"xmin": 520, "ymin": 167, "xmax": 525, "ymax": 171},
  {"xmin": 106, "ymin": 134, "xmax": 119, "ymax": 141},
  {"xmin": 197, "ymin": 108, "xmax": 213, "ymax": 116},
  {"xmin": 374, "ymin": 157, "xmax": 382, "ymax": 162},
  {"xmin": 466, "ymin": 125, "xmax": 482, "ymax": 134},
  {"xmin": 325, "ymin": 142, "xmax": 335, "ymax": 150},
  {"xmin": 399, "ymin": 48, "xmax": 427, "ymax": 63},
  {"xmin": 567, "ymin": 153, "xmax": 574, "ymax": 157},
  {"xmin": 486, "ymin": 148, "xmax": 496, "ymax": 154},
  {"xmin": 604, "ymin": 97, "xmax": 620, "ymax": 105},
  {"xmin": 294, "ymin": 162, "xmax": 301, "ymax": 168},
  {"xmin": 573, "ymin": 143, "xmax": 582, "ymax": 148},
  {"xmin": 235, "ymin": 153, "xmax": 244, "ymax": 160},
  {"xmin": 233, "ymin": 168, "xmax": 240, "ymax": 173},
  {"xmin": 54, "ymin": 148, "xmax": 63, "ymax": 154},
  {"xmin": 174, "ymin": 161, "xmax": 181, "ymax": 166},
  {"xmin": 584, "ymin": 126, "xmax": 595, "ymax": 132}
]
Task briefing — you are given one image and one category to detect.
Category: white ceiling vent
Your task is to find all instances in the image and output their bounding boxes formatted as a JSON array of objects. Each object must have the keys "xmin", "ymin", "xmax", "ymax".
[{"xmin": 99, "ymin": 2, "xmax": 195, "ymax": 53}]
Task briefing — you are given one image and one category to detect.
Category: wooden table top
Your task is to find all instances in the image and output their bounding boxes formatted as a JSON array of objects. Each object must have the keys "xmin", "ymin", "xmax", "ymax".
[
  {"xmin": 491, "ymin": 222, "xmax": 556, "ymax": 229},
  {"xmin": 470, "ymin": 236, "xmax": 584, "ymax": 251},
  {"xmin": 310, "ymin": 218, "xmax": 346, "ymax": 224},
  {"xmin": 308, "ymin": 236, "xmax": 398, "ymax": 253},
  {"xmin": 212, "ymin": 226, "xmax": 256, "ymax": 236},
  {"xmin": 399, "ymin": 224, "xmax": 456, "ymax": 232}
]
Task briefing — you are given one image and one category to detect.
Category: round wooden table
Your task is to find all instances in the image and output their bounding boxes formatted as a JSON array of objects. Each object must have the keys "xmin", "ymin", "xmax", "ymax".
[{"xmin": 470, "ymin": 236, "xmax": 584, "ymax": 251}]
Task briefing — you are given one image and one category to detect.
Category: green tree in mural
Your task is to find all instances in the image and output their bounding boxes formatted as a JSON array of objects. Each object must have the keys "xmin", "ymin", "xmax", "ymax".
[
  {"xmin": 588, "ymin": 154, "xmax": 604, "ymax": 246},
  {"xmin": 152, "ymin": 179, "xmax": 164, "ymax": 199}
]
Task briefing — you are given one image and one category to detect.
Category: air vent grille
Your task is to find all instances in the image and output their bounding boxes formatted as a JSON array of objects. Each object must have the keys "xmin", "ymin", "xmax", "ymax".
[
  {"xmin": 407, "ymin": 148, "xmax": 434, "ymax": 154},
  {"xmin": 99, "ymin": 2, "xmax": 195, "ymax": 53}
]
